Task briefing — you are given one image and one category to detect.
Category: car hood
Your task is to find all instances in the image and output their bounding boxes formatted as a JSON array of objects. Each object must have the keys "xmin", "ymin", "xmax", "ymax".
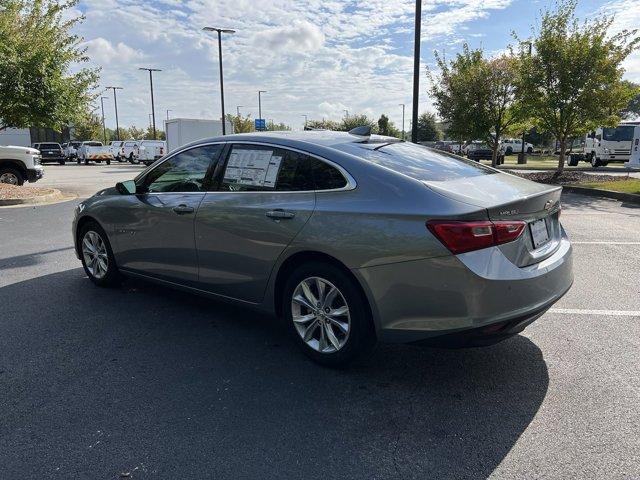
[{"xmin": 0, "ymin": 145, "xmax": 39, "ymax": 155}]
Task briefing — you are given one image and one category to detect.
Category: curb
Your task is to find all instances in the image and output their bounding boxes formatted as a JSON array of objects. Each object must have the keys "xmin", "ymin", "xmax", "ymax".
[
  {"xmin": 498, "ymin": 166, "xmax": 640, "ymax": 173},
  {"xmin": 562, "ymin": 185, "xmax": 640, "ymax": 204},
  {"xmin": 0, "ymin": 188, "xmax": 66, "ymax": 206}
]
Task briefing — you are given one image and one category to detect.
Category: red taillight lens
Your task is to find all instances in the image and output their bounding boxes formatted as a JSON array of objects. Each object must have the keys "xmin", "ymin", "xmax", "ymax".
[{"xmin": 426, "ymin": 220, "xmax": 526, "ymax": 254}]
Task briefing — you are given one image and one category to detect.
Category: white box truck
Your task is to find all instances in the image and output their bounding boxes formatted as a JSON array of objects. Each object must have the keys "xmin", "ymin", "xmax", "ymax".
[{"xmin": 165, "ymin": 118, "xmax": 233, "ymax": 154}]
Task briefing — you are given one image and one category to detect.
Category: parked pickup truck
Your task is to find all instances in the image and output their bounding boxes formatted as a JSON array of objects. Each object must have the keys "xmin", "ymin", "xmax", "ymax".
[
  {"xmin": 0, "ymin": 145, "xmax": 44, "ymax": 185},
  {"xmin": 76, "ymin": 141, "xmax": 113, "ymax": 165},
  {"xmin": 137, "ymin": 140, "xmax": 166, "ymax": 166}
]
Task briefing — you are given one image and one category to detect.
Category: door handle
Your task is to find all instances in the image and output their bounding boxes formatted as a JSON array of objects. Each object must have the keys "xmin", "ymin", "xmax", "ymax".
[
  {"xmin": 266, "ymin": 209, "xmax": 296, "ymax": 219},
  {"xmin": 172, "ymin": 204, "xmax": 195, "ymax": 215}
]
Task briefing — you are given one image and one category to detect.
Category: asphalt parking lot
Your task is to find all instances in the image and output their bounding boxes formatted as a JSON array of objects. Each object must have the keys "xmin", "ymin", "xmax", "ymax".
[{"xmin": 1, "ymin": 165, "xmax": 639, "ymax": 479}]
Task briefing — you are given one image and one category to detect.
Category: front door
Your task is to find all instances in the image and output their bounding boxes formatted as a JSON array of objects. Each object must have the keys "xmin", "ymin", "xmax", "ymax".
[
  {"xmin": 114, "ymin": 143, "xmax": 224, "ymax": 285},
  {"xmin": 195, "ymin": 143, "xmax": 316, "ymax": 303}
]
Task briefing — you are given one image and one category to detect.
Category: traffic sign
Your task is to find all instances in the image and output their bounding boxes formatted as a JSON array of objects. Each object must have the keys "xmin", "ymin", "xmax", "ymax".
[{"xmin": 255, "ymin": 118, "xmax": 266, "ymax": 131}]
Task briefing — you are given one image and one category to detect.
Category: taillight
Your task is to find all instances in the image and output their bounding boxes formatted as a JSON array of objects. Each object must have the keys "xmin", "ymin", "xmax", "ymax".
[{"xmin": 426, "ymin": 220, "xmax": 526, "ymax": 254}]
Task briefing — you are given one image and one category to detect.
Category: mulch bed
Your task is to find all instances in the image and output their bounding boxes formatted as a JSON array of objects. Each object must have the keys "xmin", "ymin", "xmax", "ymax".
[
  {"xmin": 506, "ymin": 170, "xmax": 631, "ymax": 186},
  {"xmin": 0, "ymin": 183, "xmax": 56, "ymax": 200}
]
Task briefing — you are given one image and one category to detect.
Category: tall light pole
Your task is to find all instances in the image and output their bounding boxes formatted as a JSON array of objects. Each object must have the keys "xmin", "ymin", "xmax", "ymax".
[
  {"xmin": 106, "ymin": 86, "xmax": 123, "ymax": 141},
  {"xmin": 139, "ymin": 68, "xmax": 162, "ymax": 140},
  {"xmin": 344, "ymin": 109, "xmax": 349, "ymax": 118},
  {"xmin": 302, "ymin": 114, "xmax": 308, "ymax": 129},
  {"xmin": 399, "ymin": 103, "xmax": 406, "ymax": 140},
  {"xmin": 236, "ymin": 105, "xmax": 243, "ymax": 116},
  {"xmin": 203, "ymin": 27, "xmax": 235, "ymax": 135},
  {"xmin": 166, "ymin": 109, "xmax": 172, "ymax": 121},
  {"xmin": 100, "ymin": 96, "xmax": 108, "ymax": 144},
  {"xmin": 411, "ymin": 0, "xmax": 422, "ymax": 143}
]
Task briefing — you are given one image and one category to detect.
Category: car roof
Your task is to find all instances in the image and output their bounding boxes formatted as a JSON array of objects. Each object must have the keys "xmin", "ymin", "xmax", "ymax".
[{"xmin": 184, "ymin": 130, "xmax": 400, "ymax": 151}]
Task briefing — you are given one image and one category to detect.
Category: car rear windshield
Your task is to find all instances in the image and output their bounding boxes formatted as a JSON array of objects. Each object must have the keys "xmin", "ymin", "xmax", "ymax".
[
  {"xmin": 40, "ymin": 143, "xmax": 61, "ymax": 149},
  {"xmin": 85, "ymin": 142, "xmax": 103, "ymax": 147},
  {"xmin": 337, "ymin": 142, "xmax": 495, "ymax": 182},
  {"xmin": 142, "ymin": 141, "xmax": 164, "ymax": 147}
]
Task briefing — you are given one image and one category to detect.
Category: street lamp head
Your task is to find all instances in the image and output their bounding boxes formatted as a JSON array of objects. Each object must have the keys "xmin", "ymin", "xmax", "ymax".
[
  {"xmin": 106, "ymin": 86, "xmax": 123, "ymax": 90},
  {"xmin": 139, "ymin": 67, "xmax": 162, "ymax": 72},
  {"xmin": 203, "ymin": 27, "xmax": 236, "ymax": 34}
]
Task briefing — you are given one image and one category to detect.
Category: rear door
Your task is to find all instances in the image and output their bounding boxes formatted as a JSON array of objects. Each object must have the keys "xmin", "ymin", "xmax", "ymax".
[
  {"xmin": 113, "ymin": 143, "xmax": 224, "ymax": 284},
  {"xmin": 194, "ymin": 143, "xmax": 316, "ymax": 303}
]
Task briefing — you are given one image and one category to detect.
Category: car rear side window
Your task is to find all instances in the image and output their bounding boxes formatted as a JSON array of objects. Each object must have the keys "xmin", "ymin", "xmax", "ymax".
[
  {"xmin": 219, "ymin": 144, "xmax": 314, "ymax": 192},
  {"xmin": 140, "ymin": 144, "xmax": 222, "ymax": 193},
  {"xmin": 337, "ymin": 142, "xmax": 495, "ymax": 182}
]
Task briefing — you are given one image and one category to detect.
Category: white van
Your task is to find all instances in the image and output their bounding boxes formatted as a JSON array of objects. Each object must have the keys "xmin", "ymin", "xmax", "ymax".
[{"xmin": 122, "ymin": 140, "xmax": 140, "ymax": 163}]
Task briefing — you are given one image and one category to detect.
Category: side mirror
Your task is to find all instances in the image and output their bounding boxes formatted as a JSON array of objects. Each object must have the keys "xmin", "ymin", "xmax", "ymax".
[{"xmin": 116, "ymin": 180, "xmax": 137, "ymax": 195}]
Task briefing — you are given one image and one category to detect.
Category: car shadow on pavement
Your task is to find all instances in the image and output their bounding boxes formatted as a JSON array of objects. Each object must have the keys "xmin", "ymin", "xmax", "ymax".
[{"xmin": 1, "ymin": 269, "xmax": 549, "ymax": 480}]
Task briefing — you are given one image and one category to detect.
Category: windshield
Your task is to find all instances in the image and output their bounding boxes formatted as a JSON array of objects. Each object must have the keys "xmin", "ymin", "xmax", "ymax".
[
  {"xmin": 85, "ymin": 142, "xmax": 102, "ymax": 147},
  {"xmin": 602, "ymin": 126, "xmax": 634, "ymax": 142},
  {"xmin": 336, "ymin": 142, "xmax": 495, "ymax": 182},
  {"xmin": 142, "ymin": 141, "xmax": 164, "ymax": 147},
  {"xmin": 40, "ymin": 143, "xmax": 61, "ymax": 149}
]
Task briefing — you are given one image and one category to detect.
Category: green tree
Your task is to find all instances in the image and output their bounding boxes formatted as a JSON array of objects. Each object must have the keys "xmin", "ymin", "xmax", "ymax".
[
  {"xmin": 305, "ymin": 119, "xmax": 341, "ymax": 130},
  {"xmin": 339, "ymin": 114, "xmax": 377, "ymax": 133},
  {"xmin": 416, "ymin": 112, "xmax": 442, "ymax": 142},
  {"xmin": 143, "ymin": 125, "xmax": 165, "ymax": 140},
  {"xmin": 621, "ymin": 81, "xmax": 640, "ymax": 119},
  {"xmin": 0, "ymin": 0, "xmax": 99, "ymax": 131},
  {"xmin": 431, "ymin": 45, "xmax": 521, "ymax": 166},
  {"xmin": 377, "ymin": 114, "xmax": 401, "ymax": 138},
  {"xmin": 226, "ymin": 113, "xmax": 254, "ymax": 133},
  {"xmin": 72, "ymin": 111, "xmax": 102, "ymax": 141},
  {"xmin": 267, "ymin": 120, "xmax": 291, "ymax": 131},
  {"xmin": 128, "ymin": 125, "xmax": 145, "ymax": 140},
  {"xmin": 516, "ymin": 0, "xmax": 640, "ymax": 173}
]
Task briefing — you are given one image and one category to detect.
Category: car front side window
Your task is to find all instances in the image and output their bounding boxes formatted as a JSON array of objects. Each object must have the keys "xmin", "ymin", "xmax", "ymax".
[{"xmin": 140, "ymin": 144, "xmax": 222, "ymax": 193}]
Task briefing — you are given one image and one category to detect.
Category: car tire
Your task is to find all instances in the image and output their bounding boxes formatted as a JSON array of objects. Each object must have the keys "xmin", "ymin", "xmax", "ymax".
[
  {"xmin": 77, "ymin": 158, "xmax": 81, "ymax": 165},
  {"xmin": 84, "ymin": 159, "xmax": 89, "ymax": 165},
  {"xmin": 282, "ymin": 261, "xmax": 376, "ymax": 367},
  {"xmin": 591, "ymin": 154, "xmax": 600, "ymax": 168},
  {"xmin": 505, "ymin": 147, "xmax": 513, "ymax": 156},
  {"xmin": 0, "ymin": 167, "xmax": 24, "ymax": 186},
  {"xmin": 59, "ymin": 160, "xmax": 66, "ymax": 165},
  {"xmin": 527, "ymin": 147, "xmax": 533, "ymax": 154},
  {"xmin": 79, "ymin": 221, "xmax": 121, "ymax": 287},
  {"xmin": 106, "ymin": 159, "xmax": 111, "ymax": 165},
  {"xmin": 568, "ymin": 156, "xmax": 579, "ymax": 167}
]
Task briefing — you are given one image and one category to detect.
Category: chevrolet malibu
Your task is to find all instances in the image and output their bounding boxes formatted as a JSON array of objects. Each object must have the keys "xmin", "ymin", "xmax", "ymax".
[{"xmin": 73, "ymin": 128, "xmax": 573, "ymax": 366}]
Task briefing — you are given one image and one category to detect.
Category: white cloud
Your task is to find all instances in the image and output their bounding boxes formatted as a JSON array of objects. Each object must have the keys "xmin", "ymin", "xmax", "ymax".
[
  {"xmin": 83, "ymin": 37, "xmax": 144, "ymax": 65},
  {"xmin": 73, "ymin": 0, "xmax": 518, "ymax": 130},
  {"xmin": 601, "ymin": 0, "xmax": 640, "ymax": 82}
]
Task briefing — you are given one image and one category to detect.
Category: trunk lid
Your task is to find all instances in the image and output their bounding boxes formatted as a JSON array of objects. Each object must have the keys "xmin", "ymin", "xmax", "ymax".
[{"xmin": 424, "ymin": 172, "xmax": 562, "ymax": 266}]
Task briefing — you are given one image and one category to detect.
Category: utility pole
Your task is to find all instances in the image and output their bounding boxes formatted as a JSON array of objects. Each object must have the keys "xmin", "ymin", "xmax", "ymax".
[
  {"xmin": 139, "ymin": 68, "xmax": 162, "ymax": 140},
  {"xmin": 344, "ymin": 109, "xmax": 349, "ymax": 118},
  {"xmin": 399, "ymin": 103, "xmax": 406, "ymax": 140},
  {"xmin": 518, "ymin": 41, "xmax": 533, "ymax": 165},
  {"xmin": 166, "ymin": 109, "xmax": 172, "ymax": 121},
  {"xmin": 411, "ymin": 0, "xmax": 422, "ymax": 143},
  {"xmin": 106, "ymin": 86, "xmax": 123, "ymax": 141},
  {"xmin": 302, "ymin": 114, "xmax": 308, "ymax": 129},
  {"xmin": 236, "ymin": 105, "xmax": 243, "ymax": 116},
  {"xmin": 100, "ymin": 96, "xmax": 108, "ymax": 144}
]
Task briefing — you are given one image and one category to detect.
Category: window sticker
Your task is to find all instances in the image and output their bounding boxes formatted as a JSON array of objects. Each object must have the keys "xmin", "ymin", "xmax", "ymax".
[{"xmin": 224, "ymin": 149, "xmax": 282, "ymax": 188}]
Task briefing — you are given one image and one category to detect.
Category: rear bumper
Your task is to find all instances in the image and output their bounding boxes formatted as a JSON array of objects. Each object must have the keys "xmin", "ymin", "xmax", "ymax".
[{"xmin": 354, "ymin": 232, "xmax": 573, "ymax": 345}]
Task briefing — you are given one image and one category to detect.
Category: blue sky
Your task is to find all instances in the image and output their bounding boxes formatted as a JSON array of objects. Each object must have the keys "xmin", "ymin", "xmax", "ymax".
[{"xmin": 73, "ymin": 0, "xmax": 639, "ymax": 131}]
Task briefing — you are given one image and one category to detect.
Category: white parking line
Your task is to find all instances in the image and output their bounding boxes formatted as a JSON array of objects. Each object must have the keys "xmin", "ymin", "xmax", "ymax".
[
  {"xmin": 549, "ymin": 308, "xmax": 640, "ymax": 317},
  {"xmin": 571, "ymin": 241, "xmax": 640, "ymax": 245}
]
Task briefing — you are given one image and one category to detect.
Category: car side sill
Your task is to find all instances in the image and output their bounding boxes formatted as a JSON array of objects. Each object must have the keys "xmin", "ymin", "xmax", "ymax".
[{"xmin": 119, "ymin": 268, "xmax": 268, "ymax": 310}]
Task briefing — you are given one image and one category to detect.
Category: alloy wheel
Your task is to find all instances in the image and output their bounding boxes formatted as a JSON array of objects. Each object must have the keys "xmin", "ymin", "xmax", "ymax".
[
  {"xmin": 82, "ymin": 230, "xmax": 109, "ymax": 279},
  {"xmin": 291, "ymin": 276, "xmax": 351, "ymax": 354},
  {"xmin": 0, "ymin": 172, "xmax": 19, "ymax": 185}
]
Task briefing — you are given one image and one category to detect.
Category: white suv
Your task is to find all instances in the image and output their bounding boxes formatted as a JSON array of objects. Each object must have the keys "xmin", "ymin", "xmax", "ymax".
[{"xmin": 0, "ymin": 145, "xmax": 44, "ymax": 185}]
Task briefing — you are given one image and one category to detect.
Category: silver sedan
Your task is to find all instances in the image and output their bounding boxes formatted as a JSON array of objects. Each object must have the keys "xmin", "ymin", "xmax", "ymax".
[{"xmin": 73, "ymin": 128, "xmax": 573, "ymax": 366}]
